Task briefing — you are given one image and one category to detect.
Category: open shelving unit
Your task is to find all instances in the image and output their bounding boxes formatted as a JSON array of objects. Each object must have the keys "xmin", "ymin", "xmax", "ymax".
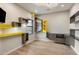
[
  {"xmin": 19, "ymin": 17, "xmax": 33, "ymax": 35},
  {"xmin": 70, "ymin": 11, "xmax": 79, "ymax": 41}
]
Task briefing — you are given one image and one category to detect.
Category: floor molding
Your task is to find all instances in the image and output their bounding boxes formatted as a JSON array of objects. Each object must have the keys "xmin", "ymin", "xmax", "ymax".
[
  {"xmin": 70, "ymin": 45, "xmax": 79, "ymax": 55},
  {"xmin": 3, "ymin": 45, "xmax": 23, "ymax": 55}
]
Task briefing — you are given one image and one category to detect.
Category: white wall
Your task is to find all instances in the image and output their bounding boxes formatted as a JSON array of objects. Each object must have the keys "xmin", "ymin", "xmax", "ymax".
[
  {"xmin": 70, "ymin": 3, "xmax": 79, "ymax": 54},
  {"xmin": 39, "ymin": 11, "xmax": 70, "ymax": 34},
  {"xmin": 0, "ymin": 3, "xmax": 31, "ymax": 23}
]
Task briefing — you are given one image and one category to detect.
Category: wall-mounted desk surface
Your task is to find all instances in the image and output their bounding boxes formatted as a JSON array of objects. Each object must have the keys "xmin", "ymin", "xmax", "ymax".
[
  {"xmin": 0, "ymin": 32, "xmax": 24, "ymax": 54},
  {"xmin": 0, "ymin": 23, "xmax": 12, "ymax": 29},
  {"xmin": 0, "ymin": 32, "xmax": 24, "ymax": 38}
]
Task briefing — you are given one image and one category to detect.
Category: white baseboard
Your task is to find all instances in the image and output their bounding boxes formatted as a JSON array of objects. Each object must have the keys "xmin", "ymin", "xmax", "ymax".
[
  {"xmin": 3, "ymin": 45, "xmax": 23, "ymax": 55},
  {"xmin": 70, "ymin": 45, "xmax": 79, "ymax": 55}
]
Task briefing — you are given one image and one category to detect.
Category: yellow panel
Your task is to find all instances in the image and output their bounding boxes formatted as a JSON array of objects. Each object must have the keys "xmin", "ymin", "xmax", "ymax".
[
  {"xmin": 0, "ymin": 32, "xmax": 24, "ymax": 38},
  {"xmin": 32, "ymin": 12, "xmax": 36, "ymax": 17},
  {"xmin": 0, "ymin": 23, "xmax": 12, "ymax": 29},
  {"xmin": 42, "ymin": 20, "xmax": 48, "ymax": 32}
]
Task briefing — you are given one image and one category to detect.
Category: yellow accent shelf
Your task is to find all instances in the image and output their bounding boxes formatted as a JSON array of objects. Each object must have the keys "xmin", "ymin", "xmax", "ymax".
[
  {"xmin": 0, "ymin": 32, "xmax": 24, "ymax": 38},
  {"xmin": 0, "ymin": 23, "xmax": 12, "ymax": 29}
]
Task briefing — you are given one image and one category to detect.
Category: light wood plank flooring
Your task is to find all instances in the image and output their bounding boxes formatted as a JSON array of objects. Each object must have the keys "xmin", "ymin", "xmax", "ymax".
[{"xmin": 8, "ymin": 40, "xmax": 76, "ymax": 55}]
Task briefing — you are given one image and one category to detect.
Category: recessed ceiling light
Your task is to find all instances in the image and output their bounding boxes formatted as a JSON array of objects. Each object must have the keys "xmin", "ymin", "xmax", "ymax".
[{"xmin": 61, "ymin": 4, "xmax": 64, "ymax": 7}]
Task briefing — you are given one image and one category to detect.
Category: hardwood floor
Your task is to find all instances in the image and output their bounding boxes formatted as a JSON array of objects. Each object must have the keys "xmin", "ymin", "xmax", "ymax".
[{"xmin": 8, "ymin": 40, "xmax": 76, "ymax": 55}]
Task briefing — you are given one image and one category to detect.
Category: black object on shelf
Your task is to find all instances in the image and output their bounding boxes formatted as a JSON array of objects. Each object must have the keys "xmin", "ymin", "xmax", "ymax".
[
  {"xmin": 12, "ymin": 22, "xmax": 21, "ymax": 27},
  {"xmin": 0, "ymin": 8, "xmax": 6, "ymax": 23}
]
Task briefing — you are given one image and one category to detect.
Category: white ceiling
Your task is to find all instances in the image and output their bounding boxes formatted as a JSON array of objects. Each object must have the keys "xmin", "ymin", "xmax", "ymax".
[{"xmin": 17, "ymin": 3, "xmax": 73, "ymax": 15}]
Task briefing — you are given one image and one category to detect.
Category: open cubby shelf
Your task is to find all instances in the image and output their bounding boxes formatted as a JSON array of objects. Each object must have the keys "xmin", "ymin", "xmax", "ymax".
[{"xmin": 70, "ymin": 28, "xmax": 79, "ymax": 30}]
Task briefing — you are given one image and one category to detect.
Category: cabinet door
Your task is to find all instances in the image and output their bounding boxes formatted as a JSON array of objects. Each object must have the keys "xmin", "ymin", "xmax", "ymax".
[
  {"xmin": 70, "ymin": 29, "xmax": 75, "ymax": 47},
  {"xmin": 22, "ymin": 33, "xmax": 28, "ymax": 44},
  {"xmin": 70, "ymin": 29, "xmax": 75, "ymax": 39}
]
